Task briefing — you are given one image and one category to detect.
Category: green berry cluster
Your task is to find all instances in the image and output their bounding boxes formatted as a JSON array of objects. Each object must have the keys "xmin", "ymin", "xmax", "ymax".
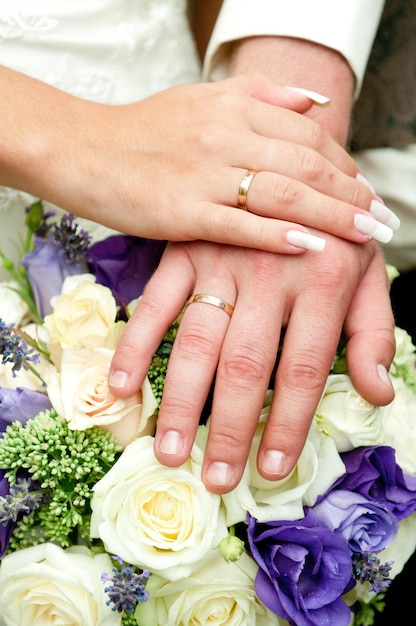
[
  {"xmin": 147, "ymin": 321, "xmax": 179, "ymax": 407},
  {"xmin": 0, "ymin": 409, "xmax": 120, "ymax": 548}
]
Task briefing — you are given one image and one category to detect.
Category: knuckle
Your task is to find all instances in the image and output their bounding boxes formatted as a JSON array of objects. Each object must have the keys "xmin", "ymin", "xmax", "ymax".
[
  {"xmin": 160, "ymin": 395, "xmax": 198, "ymax": 420},
  {"xmin": 220, "ymin": 350, "xmax": 270, "ymax": 388},
  {"xmin": 265, "ymin": 176, "xmax": 299, "ymax": 214},
  {"xmin": 302, "ymin": 117, "xmax": 327, "ymax": 151},
  {"xmin": 204, "ymin": 203, "xmax": 244, "ymax": 239},
  {"xmin": 206, "ymin": 423, "xmax": 251, "ymax": 453},
  {"xmin": 278, "ymin": 355, "xmax": 327, "ymax": 394},
  {"xmin": 198, "ymin": 122, "xmax": 224, "ymax": 154},
  {"xmin": 348, "ymin": 178, "xmax": 371, "ymax": 210},
  {"xmin": 176, "ymin": 321, "xmax": 219, "ymax": 360},
  {"xmin": 298, "ymin": 148, "xmax": 325, "ymax": 183},
  {"xmin": 197, "ymin": 93, "xmax": 243, "ymax": 150},
  {"xmin": 136, "ymin": 292, "xmax": 164, "ymax": 321},
  {"xmin": 311, "ymin": 253, "xmax": 353, "ymax": 290}
]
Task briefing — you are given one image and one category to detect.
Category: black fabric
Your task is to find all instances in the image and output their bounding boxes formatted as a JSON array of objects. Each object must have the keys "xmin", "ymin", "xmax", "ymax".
[
  {"xmin": 372, "ymin": 272, "xmax": 416, "ymax": 624},
  {"xmin": 350, "ymin": 0, "xmax": 416, "ymax": 151}
]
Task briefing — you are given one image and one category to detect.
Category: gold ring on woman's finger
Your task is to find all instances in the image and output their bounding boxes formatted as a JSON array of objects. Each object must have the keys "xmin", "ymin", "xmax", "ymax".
[{"xmin": 237, "ymin": 169, "xmax": 259, "ymax": 210}]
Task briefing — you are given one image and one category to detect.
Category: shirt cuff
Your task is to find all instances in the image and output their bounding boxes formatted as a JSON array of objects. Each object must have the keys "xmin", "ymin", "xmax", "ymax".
[{"xmin": 203, "ymin": 0, "xmax": 385, "ymax": 98}]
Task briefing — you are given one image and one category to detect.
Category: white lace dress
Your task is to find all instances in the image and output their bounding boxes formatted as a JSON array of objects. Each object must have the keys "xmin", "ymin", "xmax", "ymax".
[{"xmin": 0, "ymin": 0, "xmax": 201, "ymax": 279}]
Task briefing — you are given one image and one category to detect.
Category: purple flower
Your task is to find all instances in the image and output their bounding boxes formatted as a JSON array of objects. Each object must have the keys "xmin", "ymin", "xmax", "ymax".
[
  {"xmin": 87, "ymin": 236, "xmax": 166, "ymax": 316},
  {"xmin": 21, "ymin": 236, "xmax": 86, "ymax": 317},
  {"xmin": 0, "ymin": 474, "xmax": 14, "ymax": 558},
  {"xmin": 247, "ymin": 509, "xmax": 354, "ymax": 626},
  {"xmin": 333, "ymin": 446, "xmax": 416, "ymax": 521},
  {"xmin": 0, "ymin": 475, "xmax": 42, "ymax": 558},
  {"xmin": 0, "ymin": 386, "xmax": 51, "ymax": 434},
  {"xmin": 0, "ymin": 385, "xmax": 46, "ymax": 557},
  {"xmin": 312, "ymin": 490, "xmax": 398, "ymax": 554}
]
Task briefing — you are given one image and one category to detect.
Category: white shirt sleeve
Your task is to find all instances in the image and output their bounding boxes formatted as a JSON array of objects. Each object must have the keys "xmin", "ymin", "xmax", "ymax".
[{"xmin": 203, "ymin": 0, "xmax": 385, "ymax": 96}]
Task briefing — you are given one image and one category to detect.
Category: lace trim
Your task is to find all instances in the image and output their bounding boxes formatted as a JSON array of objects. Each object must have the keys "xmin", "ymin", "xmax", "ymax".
[{"xmin": 0, "ymin": 12, "xmax": 57, "ymax": 39}]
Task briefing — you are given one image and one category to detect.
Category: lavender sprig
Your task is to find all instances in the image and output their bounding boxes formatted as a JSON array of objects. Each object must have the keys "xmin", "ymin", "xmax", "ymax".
[
  {"xmin": 50, "ymin": 213, "xmax": 91, "ymax": 265},
  {"xmin": 352, "ymin": 552, "xmax": 394, "ymax": 593},
  {"xmin": 0, "ymin": 478, "xmax": 43, "ymax": 525},
  {"xmin": 101, "ymin": 555, "xmax": 150, "ymax": 614},
  {"xmin": 0, "ymin": 319, "xmax": 40, "ymax": 378}
]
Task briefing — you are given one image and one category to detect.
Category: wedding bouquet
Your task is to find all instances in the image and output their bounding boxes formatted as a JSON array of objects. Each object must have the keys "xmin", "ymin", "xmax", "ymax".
[{"xmin": 1, "ymin": 202, "xmax": 416, "ymax": 626}]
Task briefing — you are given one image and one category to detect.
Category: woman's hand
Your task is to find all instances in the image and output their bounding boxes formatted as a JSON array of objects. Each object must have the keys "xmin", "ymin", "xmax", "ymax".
[
  {"xmin": 1, "ymin": 68, "xmax": 398, "ymax": 251},
  {"xmin": 109, "ymin": 236, "xmax": 395, "ymax": 494}
]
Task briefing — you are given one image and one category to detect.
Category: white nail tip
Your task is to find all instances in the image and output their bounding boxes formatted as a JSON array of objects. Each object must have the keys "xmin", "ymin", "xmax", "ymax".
[
  {"xmin": 354, "ymin": 214, "xmax": 393, "ymax": 244},
  {"xmin": 369, "ymin": 199, "xmax": 401, "ymax": 232},
  {"xmin": 286, "ymin": 86, "xmax": 331, "ymax": 105},
  {"xmin": 286, "ymin": 229, "xmax": 326, "ymax": 252},
  {"xmin": 355, "ymin": 172, "xmax": 376, "ymax": 193}
]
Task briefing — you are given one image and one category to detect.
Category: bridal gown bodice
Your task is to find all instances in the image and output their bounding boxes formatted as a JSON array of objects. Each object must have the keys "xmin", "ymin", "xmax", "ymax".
[{"xmin": 0, "ymin": 0, "xmax": 201, "ymax": 279}]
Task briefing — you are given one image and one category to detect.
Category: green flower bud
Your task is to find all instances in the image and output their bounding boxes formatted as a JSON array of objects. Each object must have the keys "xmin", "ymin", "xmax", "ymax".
[{"xmin": 218, "ymin": 534, "xmax": 244, "ymax": 563}]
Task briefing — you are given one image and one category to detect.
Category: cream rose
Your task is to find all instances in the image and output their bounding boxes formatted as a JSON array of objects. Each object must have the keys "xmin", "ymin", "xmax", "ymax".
[
  {"xmin": 0, "ymin": 543, "xmax": 120, "ymax": 626},
  {"xmin": 382, "ymin": 376, "xmax": 416, "ymax": 475},
  {"xmin": 212, "ymin": 392, "xmax": 345, "ymax": 525},
  {"xmin": 314, "ymin": 374, "xmax": 384, "ymax": 452},
  {"xmin": 43, "ymin": 274, "xmax": 125, "ymax": 366},
  {"xmin": 45, "ymin": 346, "xmax": 157, "ymax": 445},
  {"xmin": 135, "ymin": 552, "xmax": 284, "ymax": 626},
  {"xmin": 0, "ymin": 281, "xmax": 29, "ymax": 326},
  {"xmin": 90, "ymin": 435, "xmax": 228, "ymax": 581}
]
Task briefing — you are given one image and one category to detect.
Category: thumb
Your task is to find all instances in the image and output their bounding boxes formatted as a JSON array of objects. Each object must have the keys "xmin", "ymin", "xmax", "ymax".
[{"xmin": 217, "ymin": 73, "xmax": 330, "ymax": 113}]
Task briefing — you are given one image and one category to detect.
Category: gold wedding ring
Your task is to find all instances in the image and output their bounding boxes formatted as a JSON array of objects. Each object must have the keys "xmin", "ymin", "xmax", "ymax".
[
  {"xmin": 186, "ymin": 294, "xmax": 234, "ymax": 317},
  {"xmin": 237, "ymin": 169, "xmax": 259, "ymax": 210}
]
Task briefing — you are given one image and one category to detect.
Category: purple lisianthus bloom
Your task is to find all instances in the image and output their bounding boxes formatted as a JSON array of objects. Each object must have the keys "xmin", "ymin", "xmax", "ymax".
[
  {"xmin": 247, "ymin": 509, "xmax": 354, "ymax": 626},
  {"xmin": 87, "ymin": 235, "xmax": 166, "ymax": 316},
  {"xmin": 21, "ymin": 236, "xmax": 86, "ymax": 317},
  {"xmin": 0, "ymin": 386, "xmax": 52, "ymax": 434},
  {"xmin": 333, "ymin": 446, "xmax": 416, "ymax": 521},
  {"xmin": 312, "ymin": 490, "xmax": 398, "ymax": 554}
]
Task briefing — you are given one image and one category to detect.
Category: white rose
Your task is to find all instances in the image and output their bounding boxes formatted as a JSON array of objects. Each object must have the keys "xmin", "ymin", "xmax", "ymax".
[
  {"xmin": 315, "ymin": 374, "xmax": 384, "ymax": 452},
  {"xmin": 43, "ymin": 274, "xmax": 125, "ymax": 366},
  {"xmin": 45, "ymin": 346, "xmax": 157, "ymax": 445},
  {"xmin": 135, "ymin": 552, "xmax": 284, "ymax": 626},
  {"xmin": 0, "ymin": 281, "xmax": 29, "ymax": 326},
  {"xmin": 391, "ymin": 326, "xmax": 416, "ymax": 369},
  {"xmin": 91, "ymin": 435, "xmax": 228, "ymax": 581},
  {"xmin": 382, "ymin": 376, "xmax": 416, "ymax": 475},
  {"xmin": 389, "ymin": 326, "xmax": 416, "ymax": 388},
  {"xmin": 374, "ymin": 511, "xmax": 416, "ymax": 581},
  {"xmin": 0, "ymin": 543, "xmax": 120, "ymax": 626},
  {"xmin": 213, "ymin": 392, "xmax": 345, "ymax": 525}
]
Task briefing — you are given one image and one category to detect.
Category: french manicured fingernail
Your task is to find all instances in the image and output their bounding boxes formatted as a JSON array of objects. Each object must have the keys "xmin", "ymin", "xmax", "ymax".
[
  {"xmin": 159, "ymin": 430, "xmax": 184, "ymax": 455},
  {"xmin": 286, "ymin": 229, "xmax": 326, "ymax": 252},
  {"xmin": 109, "ymin": 370, "xmax": 129, "ymax": 388},
  {"xmin": 356, "ymin": 172, "xmax": 376, "ymax": 193},
  {"xmin": 377, "ymin": 363, "xmax": 394, "ymax": 391},
  {"xmin": 354, "ymin": 214, "xmax": 393, "ymax": 243},
  {"xmin": 260, "ymin": 450, "xmax": 286, "ymax": 476},
  {"xmin": 205, "ymin": 461, "xmax": 233, "ymax": 486},
  {"xmin": 369, "ymin": 199, "xmax": 401, "ymax": 232},
  {"xmin": 286, "ymin": 86, "xmax": 331, "ymax": 106}
]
